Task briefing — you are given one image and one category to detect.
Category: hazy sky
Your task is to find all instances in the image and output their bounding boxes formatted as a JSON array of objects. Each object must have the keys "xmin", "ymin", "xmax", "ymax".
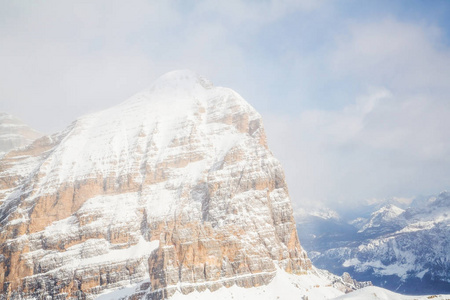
[{"xmin": 1, "ymin": 0, "xmax": 450, "ymax": 211}]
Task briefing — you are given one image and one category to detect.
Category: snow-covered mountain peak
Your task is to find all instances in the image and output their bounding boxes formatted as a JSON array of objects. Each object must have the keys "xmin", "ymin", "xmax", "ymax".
[
  {"xmin": 36, "ymin": 70, "xmax": 262, "ymax": 189},
  {"xmin": 375, "ymin": 204, "xmax": 404, "ymax": 217},
  {"xmin": 0, "ymin": 112, "xmax": 39, "ymax": 134},
  {"xmin": 150, "ymin": 69, "xmax": 214, "ymax": 91},
  {"xmin": 119, "ymin": 70, "xmax": 207, "ymax": 109},
  {"xmin": 358, "ymin": 204, "xmax": 404, "ymax": 233},
  {"xmin": 0, "ymin": 112, "xmax": 42, "ymax": 155},
  {"xmin": 105, "ymin": 69, "xmax": 252, "ymax": 125},
  {"xmin": 127, "ymin": 69, "xmax": 215, "ymax": 106},
  {"xmin": 0, "ymin": 71, "xmax": 307, "ymax": 299},
  {"xmin": 430, "ymin": 191, "xmax": 449, "ymax": 207}
]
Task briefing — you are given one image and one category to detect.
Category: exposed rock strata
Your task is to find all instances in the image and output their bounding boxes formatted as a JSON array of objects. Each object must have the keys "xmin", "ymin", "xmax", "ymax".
[{"xmin": 0, "ymin": 70, "xmax": 311, "ymax": 299}]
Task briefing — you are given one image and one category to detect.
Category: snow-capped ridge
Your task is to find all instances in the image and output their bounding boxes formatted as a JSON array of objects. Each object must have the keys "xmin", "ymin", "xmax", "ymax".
[
  {"xmin": 29, "ymin": 70, "xmax": 262, "ymax": 189},
  {"xmin": 358, "ymin": 204, "xmax": 404, "ymax": 233},
  {"xmin": 149, "ymin": 69, "xmax": 214, "ymax": 91},
  {"xmin": 120, "ymin": 69, "xmax": 215, "ymax": 109},
  {"xmin": 430, "ymin": 191, "xmax": 449, "ymax": 207},
  {"xmin": 0, "ymin": 112, "xmax": 42, "ymax": 155},
  {"xmin": 305, "ymin": 190, "xmax": 450, "ymax": 294}
]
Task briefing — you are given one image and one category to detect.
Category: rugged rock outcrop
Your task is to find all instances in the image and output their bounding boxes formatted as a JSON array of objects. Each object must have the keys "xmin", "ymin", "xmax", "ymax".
[{"xmin": 0, "ymin": 70, "xmax": 311, "ymax": 299}]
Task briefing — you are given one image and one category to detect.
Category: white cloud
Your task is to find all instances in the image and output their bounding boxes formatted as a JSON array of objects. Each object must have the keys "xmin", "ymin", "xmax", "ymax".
[
  {"xmin": 331, "ymin": 18, "xmax": 450, "ymax": 92},
  {"xmin": 265, "ymin": 86, "xmax": 450, "ymax": 209},
  {"xmin": 193, "ymin": 0, "xmax": 320, "ymax": 28},
  {"xmin": 265, "ymin": 19, "xmax": 450, "ymax": 210}
]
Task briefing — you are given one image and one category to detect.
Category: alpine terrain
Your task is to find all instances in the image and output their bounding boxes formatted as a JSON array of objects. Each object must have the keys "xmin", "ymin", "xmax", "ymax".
[
  {"xmin": 297, "ymin": 192, "xmax": 450, "ymax": 295},
  {"xmin": 0, "ymin": 70, "xmax": 370, "ymax": 300},
  {"xmin": 1, "ymin": 70, "xmax": 447, "ymax": 300}
]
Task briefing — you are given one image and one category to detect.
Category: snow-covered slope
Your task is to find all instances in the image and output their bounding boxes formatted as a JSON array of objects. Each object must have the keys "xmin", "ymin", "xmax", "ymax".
[
  {"xmin": 96, "ymin": 266, "xmax": 368, "ymax": 300},
  {"xmin": 333, "ymin": 286, "xmax": 449, "ymax": 300},
  {"xmin": 0, "ymin": 112, "xmax": 41, "ymax": 156},
  {"xmin": 94, "ymin": 268, "xmax": 448, "ymax": 300}
]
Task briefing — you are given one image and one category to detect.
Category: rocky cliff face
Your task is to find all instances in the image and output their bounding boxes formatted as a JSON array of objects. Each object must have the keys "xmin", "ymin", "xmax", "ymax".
[
  {"xmin": 0, "ymin": 70, "xmax": 311, "ymax": 299},
  {"xmin": 0, "ymin": 113, "xmax": 42, "ymax": 156}
]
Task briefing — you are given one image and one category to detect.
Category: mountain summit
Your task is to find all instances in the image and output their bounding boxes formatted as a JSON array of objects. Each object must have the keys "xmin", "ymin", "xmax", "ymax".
[
  {"xmin": 0, "ymin": 113, "xmax": 41, "ymax": 156},
  {"xmin": 0, "ymin": 71, "xmax": 313, "ymax": 299}
]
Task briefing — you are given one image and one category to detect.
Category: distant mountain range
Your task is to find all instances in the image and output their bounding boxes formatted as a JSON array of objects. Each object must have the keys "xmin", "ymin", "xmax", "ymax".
[{"xmin": 297, "ymin": 192, "xmax": 450, "ymax": 295}]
